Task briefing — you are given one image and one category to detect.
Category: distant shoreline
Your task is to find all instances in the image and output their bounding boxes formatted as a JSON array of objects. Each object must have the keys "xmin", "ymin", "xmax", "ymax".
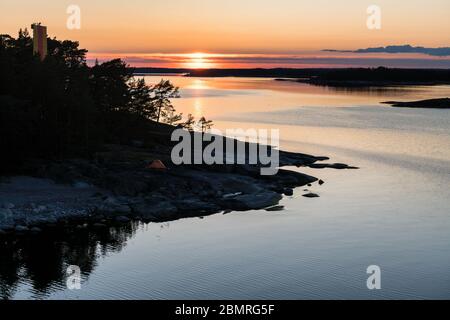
[
  {"xmin": 133, "ymin": 67, "xmax": 450, "ymax": 88},
  {"xmin": 133, "ymin": 66, "xmax": 450, "ymax": 77},
  {"xmin": 278, "ymin": 78, "xmax": 450, "ymax": 87},
  {"xmin": 382, "ymin": 98, "xmax": 450, "ymax": 109},
  {"xmin": 132, "ymin": 67, "xmax": 332, "ymax": 78}
]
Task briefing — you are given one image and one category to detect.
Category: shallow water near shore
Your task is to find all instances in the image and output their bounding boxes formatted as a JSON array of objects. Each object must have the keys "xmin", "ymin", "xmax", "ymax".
[{"xmin": 2, "ymin": 77, "xmax": 449, "ymax": 299}]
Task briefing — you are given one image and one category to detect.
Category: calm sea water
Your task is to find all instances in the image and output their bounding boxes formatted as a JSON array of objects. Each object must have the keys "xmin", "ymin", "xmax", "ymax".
[{"xmin": 2, "ymin": 77, "xmax": 449, "ymax": 300}]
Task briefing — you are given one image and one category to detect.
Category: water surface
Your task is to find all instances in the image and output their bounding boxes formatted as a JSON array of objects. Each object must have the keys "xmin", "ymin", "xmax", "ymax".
[{"xmin": 2, "ymin": 77, "xmax": 449, "ymax": 299}]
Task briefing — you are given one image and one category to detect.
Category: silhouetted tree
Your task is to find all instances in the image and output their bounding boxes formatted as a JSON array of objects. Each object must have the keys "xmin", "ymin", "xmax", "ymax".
[
  {"xmin": 151, "ymin": 79, "xmax": 180, "ymax": 123},
  {"xmin": 198, "ymin": 117, "xmax": 214, "ymax": 133},
  {"xmin": 163, "ymin": 109, "xmax": 183, "ymax": 125},
  {"xmin": 90, "ymin": 59, "xmax": 132, "ymax": 114},
  {"xmin": 128, "ymin": 78, "xmax": 156, "ymax": 119},
  {"xmin": 181, "ymin": 114, "xmax": 196, "ymax": 131}
]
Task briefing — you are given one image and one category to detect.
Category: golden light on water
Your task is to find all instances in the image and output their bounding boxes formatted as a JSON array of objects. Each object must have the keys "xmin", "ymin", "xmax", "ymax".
[
  {"xmin": 194, "ymin": 98, "xmax": 203, "ymax": 119},
  {"xmin": 189, "ymin": 79, "xmax": 209, "ymax": 90}
]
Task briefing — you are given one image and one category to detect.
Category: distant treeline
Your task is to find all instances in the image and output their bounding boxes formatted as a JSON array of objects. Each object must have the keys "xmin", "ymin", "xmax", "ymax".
[
  {"xmin": 303, "ymin": 67, "xmax": 450, "ymax": 86},
  {"xmin": 0, "ymin": 29, "xmax": 181, "ymax": 173},
  {"xmin": 133, "ymin": 67, "xmax": 332, "ymax": 78},
  {"xmin": 134, "ymin": 67, "xmax": 450, "ymax": 84}
]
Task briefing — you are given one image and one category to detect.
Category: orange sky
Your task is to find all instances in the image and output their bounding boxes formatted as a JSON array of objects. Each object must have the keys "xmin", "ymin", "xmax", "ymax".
[{"xmin": 1, "ymin": 0, "xmax": 450, "ymax": 68}]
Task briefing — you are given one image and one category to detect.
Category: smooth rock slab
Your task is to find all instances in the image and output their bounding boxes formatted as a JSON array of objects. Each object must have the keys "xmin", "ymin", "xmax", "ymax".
[
  {"xmin": 308, "ymin": 163, "xmax": 359, "ymax": 170},
  {"xmin": 265, "ymin": 205, "xmax": 285, "ymax": 212},
  {"xmin": 224, "ymin": 192, "xmax": 283, "ymax": 211}
]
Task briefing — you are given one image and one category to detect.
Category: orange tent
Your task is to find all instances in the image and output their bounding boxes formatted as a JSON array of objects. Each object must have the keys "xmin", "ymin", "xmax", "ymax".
[{"xmin": 147, "ymin": 160, "xmax": 167, "ymax": 170}]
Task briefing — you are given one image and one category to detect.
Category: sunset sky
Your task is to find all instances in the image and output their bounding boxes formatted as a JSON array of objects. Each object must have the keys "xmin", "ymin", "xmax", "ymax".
[{"xmin": 2, "ymin": 0, "xmax": 450, "ymax": 68}]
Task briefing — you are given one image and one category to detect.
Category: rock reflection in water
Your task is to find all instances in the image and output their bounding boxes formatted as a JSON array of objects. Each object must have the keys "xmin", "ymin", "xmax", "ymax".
[{"xmin": 0, "ymin": 221, "xmax": 141, "ymax": 300}]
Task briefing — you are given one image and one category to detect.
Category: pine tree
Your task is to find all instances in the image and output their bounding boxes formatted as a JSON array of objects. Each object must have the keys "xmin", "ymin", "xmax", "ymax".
[
  {"xmin": 151, "ymin": 79, "xmax": 180, "ymax": 123},
  {"xmin": 181, "ymin": 114, "xmax": 196, "ymax": 131},
  {"xmin": 198, "ymin": 117, "xmax": 213, "ymax": 133},
  {"xmin": 128, "ymin": 78, "xmax": 155, "ymax": 119}
]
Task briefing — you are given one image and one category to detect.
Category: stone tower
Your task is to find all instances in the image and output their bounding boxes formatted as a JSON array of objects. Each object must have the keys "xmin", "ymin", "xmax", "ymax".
[{"xmin": 31, "ymin": 23, "xmax": 47, "ymax": 61}]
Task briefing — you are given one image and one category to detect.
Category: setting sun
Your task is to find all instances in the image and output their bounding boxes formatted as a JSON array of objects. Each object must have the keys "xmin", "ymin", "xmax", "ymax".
[{"xmin": 183, "ymin": 52, "xmax": 216, "ymax": 69}]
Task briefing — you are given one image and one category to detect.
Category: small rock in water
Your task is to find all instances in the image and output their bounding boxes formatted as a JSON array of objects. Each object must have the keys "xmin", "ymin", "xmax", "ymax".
[
  {"xmin": 303, "ymin": 193, "xmax": 320, "ymax": 198},
  {"xmin": 309, "ymin": 163, "xmax": 359, "ymax": 170},
  {"xmin": 265, "ymin": 205, "xmax": 285, "ymax": 212},
  {"xmin": 319, "ymin": 180, "xmax": 325, "ymax": 185}
]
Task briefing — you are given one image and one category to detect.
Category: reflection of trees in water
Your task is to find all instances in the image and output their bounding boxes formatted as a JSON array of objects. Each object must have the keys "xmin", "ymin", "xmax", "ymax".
[
  {"xmin": 323, "ymin": 85, "xmax": 419, "ymax": 96},
  {"xmin": 0, "ymin": 221, "xmax": 141, "ymax": 300}
]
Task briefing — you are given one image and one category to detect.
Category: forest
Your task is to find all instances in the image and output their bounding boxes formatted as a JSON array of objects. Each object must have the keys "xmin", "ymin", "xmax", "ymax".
[{"xmin": 0, "ymin": 29, "xmax": 192, "ymax": 173}]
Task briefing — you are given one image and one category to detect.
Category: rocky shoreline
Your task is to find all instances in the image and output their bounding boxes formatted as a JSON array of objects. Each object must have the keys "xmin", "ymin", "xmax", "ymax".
[{"xmin": 0, "ymin": 142, "xmax": 357, "ymax": 236}]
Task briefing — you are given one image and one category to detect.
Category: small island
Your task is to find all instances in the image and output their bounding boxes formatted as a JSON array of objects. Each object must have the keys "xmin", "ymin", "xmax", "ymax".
[{"xmin": 382, "ymin": 98, "xmax": 450, "ymax": 109}]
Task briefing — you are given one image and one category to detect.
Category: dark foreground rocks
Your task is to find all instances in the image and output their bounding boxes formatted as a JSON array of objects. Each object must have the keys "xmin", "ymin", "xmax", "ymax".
[{"xmin": 0, "ymin": 143, "xmax": 357, "ymax": 234}]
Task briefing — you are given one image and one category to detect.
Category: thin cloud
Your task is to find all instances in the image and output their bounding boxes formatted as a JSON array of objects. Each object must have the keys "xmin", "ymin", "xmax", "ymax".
[{"xmin": 324, "ymin": 45, "xmax": 450, "ymax": 57}]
